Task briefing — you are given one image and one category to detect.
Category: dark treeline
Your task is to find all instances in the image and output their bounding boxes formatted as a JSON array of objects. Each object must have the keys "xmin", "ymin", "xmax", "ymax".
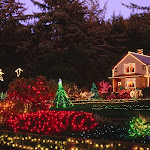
[{"xmin": 0, "ymin": 0, "xmax": 150, "ymax": 90}]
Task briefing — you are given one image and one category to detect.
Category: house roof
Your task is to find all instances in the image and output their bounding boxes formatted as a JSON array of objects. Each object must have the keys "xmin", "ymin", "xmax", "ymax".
[{"xmin": 130, "ymin": 52, "xmax": 150, "ymax": 65}]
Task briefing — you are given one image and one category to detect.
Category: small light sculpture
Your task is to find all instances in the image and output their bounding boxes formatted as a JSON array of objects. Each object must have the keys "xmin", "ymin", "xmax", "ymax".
[
  {"xmin": 0, "ymin": 69, "xmax": 4, "ymax": 81},
  {"xmin": 15, "ymin": 68, "xmax": 23, "ymax": 77}
]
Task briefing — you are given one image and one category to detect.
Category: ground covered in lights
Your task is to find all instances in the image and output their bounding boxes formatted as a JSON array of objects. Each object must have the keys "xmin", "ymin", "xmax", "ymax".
[
  {"xmin": 0, "ymin": 76, "xmax": 149, "ymax": 149},
  {"xmin": 0, "ymin": 109, "xmax": 149, "ymax": 150}
]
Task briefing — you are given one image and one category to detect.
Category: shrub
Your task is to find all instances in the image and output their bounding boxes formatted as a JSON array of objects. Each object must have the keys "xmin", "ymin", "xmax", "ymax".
[
  {"xmin": 97, "ymin": 81, "xmax": 112, "ymax": 99},
  {"xmin": 7, "ymin": 111, "xmax": 98, "ymax": 135},
  {"xmin": 63, "ymin": 81, "xmax": 81, "ymax": 100},
  {"xmin": 128, "ymin": 115, "xmax": 150, "ymax": 138},
  {"xmin": 7, "ymin": 76, "xmax": 55, "ymax": 111},
  {"xmin": 106, "ymin": 90, "xmax": 131, "ymax": 100},
  {"xmin": 0, "ymin": 98, "xmax": 24, "ymax": 124}
]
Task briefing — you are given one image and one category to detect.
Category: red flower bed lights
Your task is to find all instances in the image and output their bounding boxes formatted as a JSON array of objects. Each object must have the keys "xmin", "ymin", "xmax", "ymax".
[{"xmin": 7, "ymin": 111, "xmax": 98, "ymax": 135}]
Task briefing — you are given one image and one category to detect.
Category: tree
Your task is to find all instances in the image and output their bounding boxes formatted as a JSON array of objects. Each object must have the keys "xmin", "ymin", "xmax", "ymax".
[
  {"xmin": 53, "ymin": 79, "xmax": 74, "ymax": 108},
  {"xmin": 0, "ymin": 0, "xmax": 28, "ymax": 90},
  {"xmin": 90, "ymin": 82, "xmax": 99, "ymax": 99}
]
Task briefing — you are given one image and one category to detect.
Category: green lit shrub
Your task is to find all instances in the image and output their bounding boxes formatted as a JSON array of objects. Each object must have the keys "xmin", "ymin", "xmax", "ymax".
[{"xmin": 128, "ymin": 115, "xmax": 150, "ymax": 138}]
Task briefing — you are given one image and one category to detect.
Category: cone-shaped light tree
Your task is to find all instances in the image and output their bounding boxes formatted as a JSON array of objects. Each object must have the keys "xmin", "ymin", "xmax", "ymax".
[
  {"xmin": 54, "ymin": 79, "xmax": 74, "ymax": 108},
  {"xmin": 90, "ymin": 82, "xmax": 100, "ymax": 100}
]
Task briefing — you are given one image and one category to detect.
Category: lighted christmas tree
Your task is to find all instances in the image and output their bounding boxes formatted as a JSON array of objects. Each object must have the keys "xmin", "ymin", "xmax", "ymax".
[
  {"xmin": 54, "ymin": 79, "xmax": 74, "ymax": 108},
  {"xmin": 90, "ymin": 82, "xmax": 100, "ymax": 100}
]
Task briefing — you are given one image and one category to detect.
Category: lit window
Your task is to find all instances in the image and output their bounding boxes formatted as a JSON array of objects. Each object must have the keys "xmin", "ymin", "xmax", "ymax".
[
  {"xmin": 124, "ymin": 63, "xmax": 135, "ymax": 73},
  {"xmin": 126, "ymin": 78, "xmax": 136, "ymax": 88}
]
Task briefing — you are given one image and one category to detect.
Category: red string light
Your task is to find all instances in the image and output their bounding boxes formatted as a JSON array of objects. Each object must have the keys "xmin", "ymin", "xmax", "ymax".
[{"xmin": 7, "ymin": 111, "xmax": 98, "ymax": 135}]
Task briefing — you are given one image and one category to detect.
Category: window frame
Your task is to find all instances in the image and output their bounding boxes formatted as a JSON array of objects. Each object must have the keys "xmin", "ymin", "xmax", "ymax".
[
  {"xmin": 124, "ymin": 63, "xmax": 135, "ymax": 74},
  {"xmin": 114, "ymin": 67, "xmax": 118, "ymax": 72},
  {"xmin": 125, "ymin": 78, "xmax": 136, "ymax": 88}
]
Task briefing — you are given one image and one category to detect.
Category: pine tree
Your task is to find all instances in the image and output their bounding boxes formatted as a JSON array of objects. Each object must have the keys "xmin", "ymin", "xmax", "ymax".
[
  {"xmin": 54, "ymin": 79, "xmax": 74, "ymax": 108},
  {"xmin": 90, "ymin": 82, "xmax": 99, "ymax": 99}
]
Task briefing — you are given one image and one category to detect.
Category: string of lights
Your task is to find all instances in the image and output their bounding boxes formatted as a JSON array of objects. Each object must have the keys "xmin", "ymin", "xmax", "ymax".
[
  {"xmin": 92, "ymin": 104, "xmax": 150, "ymax": 111},
  {"xmin": 0, "ymin": 133, "xmax": 149, "ymax": 150},
  {"xmin": 7, "ymin": 110, "xmax": 98, "ymax": 134}
]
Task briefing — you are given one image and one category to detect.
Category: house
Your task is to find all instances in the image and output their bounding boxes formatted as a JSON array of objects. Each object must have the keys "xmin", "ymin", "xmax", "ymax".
[{"xmin": 109, "ymin": 49, "xmax": 150, "ymax": 92}]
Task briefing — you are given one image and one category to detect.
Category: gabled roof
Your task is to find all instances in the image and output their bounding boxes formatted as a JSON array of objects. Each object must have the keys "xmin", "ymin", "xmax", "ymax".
[
  {"xmin": 130, "ymin": 52, "xmax": 150, "ymax": 65},
  {"xmin": 113, "ymin": 51, "xmax": 150, "ymax": 69}
]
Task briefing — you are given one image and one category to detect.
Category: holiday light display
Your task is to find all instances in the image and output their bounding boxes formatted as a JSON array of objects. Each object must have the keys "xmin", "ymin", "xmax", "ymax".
[
  {"xmin": 7, "ymin": 110, "xmax": 98, "ymax": 135},
  {"xmin": 0, "ymin": 132, "xmax": 149, "ymax": 150},
  {"xmin": 93, "ymin": 104, "xmax": 150, "ymax": 111},
  {"xmin": 90, "ymin": 82, "xmax": 99, "ymax": 100},
  {"xmin": 0, "ymin": 91, "xmax": 7, "ymax": 100},
  {"xmin": 7, "ymin": 76, "xmax": 54, "ymax": 111},
  {"xmin": 15, "ymin": 68, "xmax": 23, "ymax": 77},
  {"xmin": 54, "ymin": 79, "xmax": 74, "ymax": 108},
  {"xmin": 0, "ymin": 100, "xmax": 15, "ymax": 123},
  {"xmin": 128, "ymin": 115, "xmax": 150, "ymax": 138},
  {"xmin": 0, "ymin": 69, "xmax": 4, "ymax": 81},
  {"xmin": 98, "ymin": 80, "xmax": 112, "ymax": 95}
]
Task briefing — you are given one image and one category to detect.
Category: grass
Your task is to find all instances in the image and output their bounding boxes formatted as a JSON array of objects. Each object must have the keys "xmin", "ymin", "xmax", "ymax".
[{"xmin": 50, "ymin": 101, "xmax": 150, "ymax": 120}]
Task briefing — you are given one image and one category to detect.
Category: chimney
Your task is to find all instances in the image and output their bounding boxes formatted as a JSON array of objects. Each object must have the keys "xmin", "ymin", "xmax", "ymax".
[{"xmin": 137, "ymin": 49, "xmax": 143, "ymax": 55}]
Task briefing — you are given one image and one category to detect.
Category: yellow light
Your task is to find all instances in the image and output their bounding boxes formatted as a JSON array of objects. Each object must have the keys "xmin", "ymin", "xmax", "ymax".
[
  {"xmin": 55, "ymin": 146, "xmax": 58, "ymax": 149},
  {"xmin": 37, "ymin": 144, "xmax": 41, "ymax": 147},
  {"xmin": 106, "ymin": 144, "xmax": 110, "ymax": 148},
  {"xmin": 85, "ymin": 140, "xmax": 89, "ymax": 143},
  {"xmin": 118, "ymin": 143, "xmax": 121, "ymax": 146},
  {"xmin": 68, "ymin": 138, "xmax": 71, "ymax": 142},
  {"xmin": 7, "ymin": 143, "xmax": 10, "ymax": 146},
  {"xmin": 140, "ymin": 147, "xmax": 144, "ymax": 150},
  {"xmin": 100, "ymin": 144, "xmax": 103, "ymax": 148},
  {"xmin": 43, "ymin": 140, "xmax": 46, "ymax": 143},
  {"xmin": 55, "ymin": 141, "xmax": 58, "ymax": 144},
  {"xmin": 45, "ymin": 148, "xmax": 49, "ymax": 150},
  {"xmin": 110, "ymin": 143, "xmax": 113, "ymax": 147},
  {"xmin": 63, "ymin": 141, "xmax": 66, "ymax": 144},
  {"xmin": 146, "ymin": 148, "xmax": 150, "ymax": 150},
  {"xmin": 133, "ymin": 147, "xmax": 138, "ymax": 150},
  {"xmin": 95, "ymin": 144, "xmax": 99, "ymax": 147}
]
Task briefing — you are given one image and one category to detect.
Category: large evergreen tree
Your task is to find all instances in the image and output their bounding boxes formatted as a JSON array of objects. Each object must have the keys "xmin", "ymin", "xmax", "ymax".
[{"xmin": 0, "ymin": 0, "xmax": 28, "ymax": 91}]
